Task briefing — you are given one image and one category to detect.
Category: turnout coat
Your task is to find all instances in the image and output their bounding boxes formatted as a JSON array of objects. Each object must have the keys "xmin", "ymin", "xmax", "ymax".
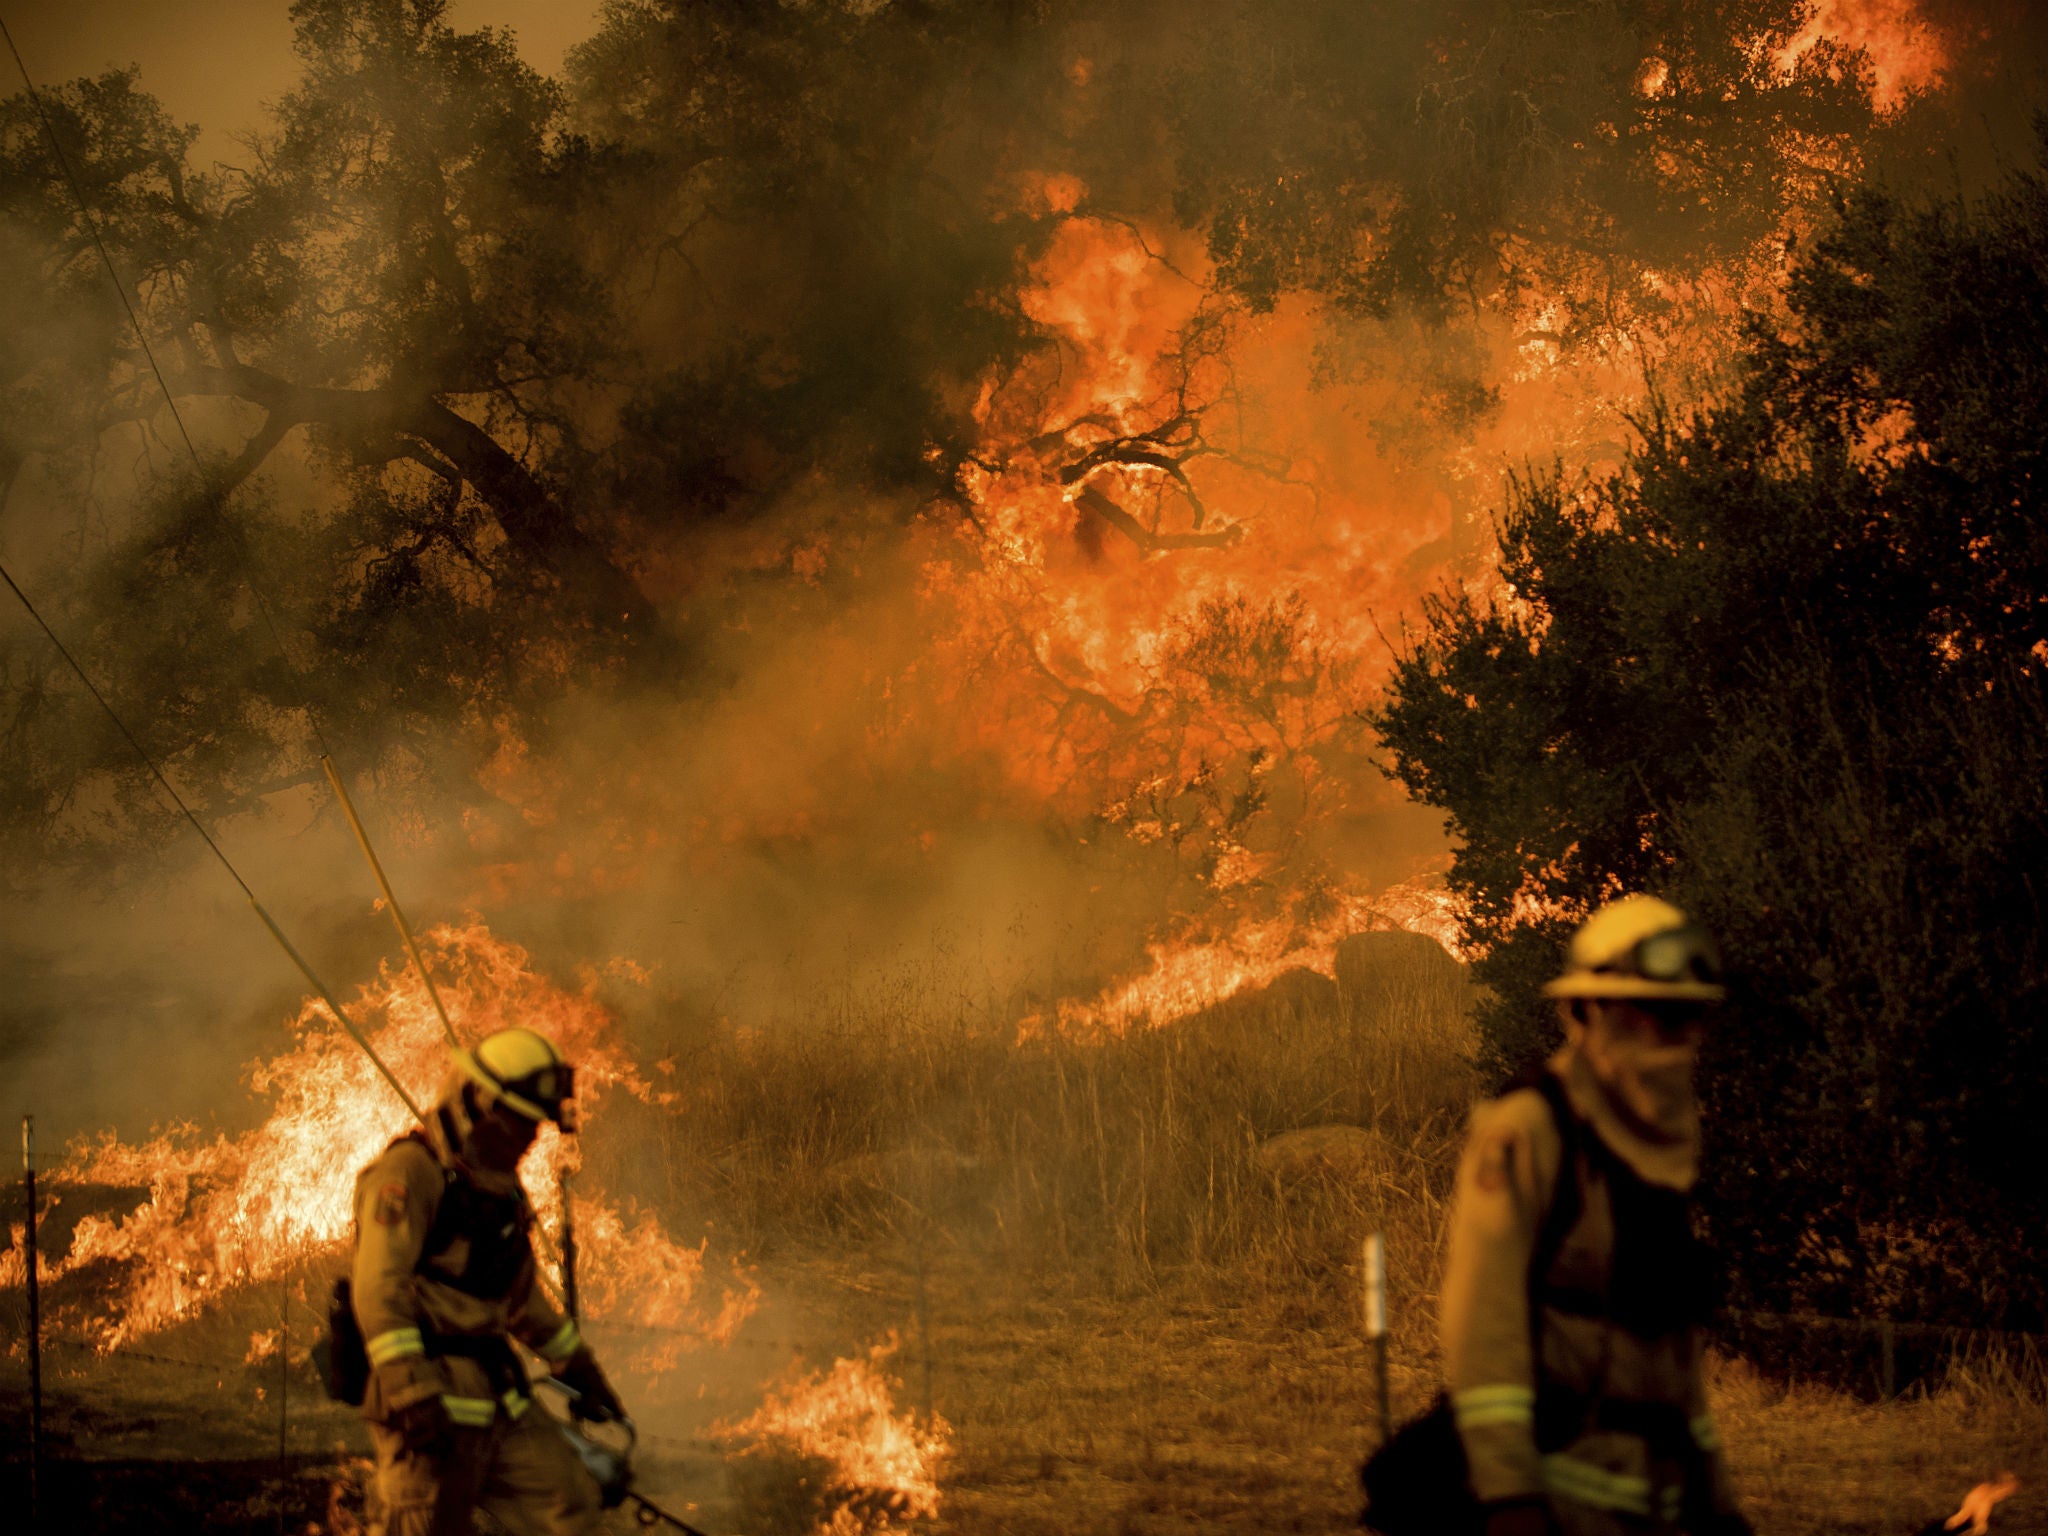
[
  {"xmin": 350, "ymin": 1103, "xmax": 583, "ymax": 1430},
  {"xmin": 1438, "ymin": 1051, "xmax": 1742, "ymax": 1530}
]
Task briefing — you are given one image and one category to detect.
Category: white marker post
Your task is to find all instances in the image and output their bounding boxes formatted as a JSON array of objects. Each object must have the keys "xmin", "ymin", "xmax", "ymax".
[{"xmin": 1363, "ymin": 1231, "xmax": 1389, "ymax": 1441}]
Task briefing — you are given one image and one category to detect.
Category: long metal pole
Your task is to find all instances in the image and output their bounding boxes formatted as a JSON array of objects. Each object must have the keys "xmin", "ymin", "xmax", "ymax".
[
  {"xmin": 320, "ymin": 756, "xmax": 460, "ymax": 1048},
  {"xmin": 1363, "ymin": 1231, "xmax": 1389, "ymax": 1442},
  {"xmin": 24, "ymin": 1115, "xmax": 42, "ymax": 1532},
  {"xmin": 559, "ymin": 1170, "xmax": 579, "ymax": 1325}
]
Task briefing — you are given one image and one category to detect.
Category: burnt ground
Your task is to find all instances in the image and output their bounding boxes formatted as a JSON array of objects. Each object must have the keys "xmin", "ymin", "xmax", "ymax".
[{"xmin": 6, "ymin": 1244, "xmax": 2048, "ymax": 1534}]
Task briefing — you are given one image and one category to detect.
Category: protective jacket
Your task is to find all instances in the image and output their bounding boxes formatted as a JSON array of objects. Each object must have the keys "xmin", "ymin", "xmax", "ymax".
[
  {"xmin": 1438, "ymin": 1047, "xmax": 1741, "ymax": 1530},
  {"xmin": 350, "ymin": 1081, "xmax": 584, "ymax": 1431}
]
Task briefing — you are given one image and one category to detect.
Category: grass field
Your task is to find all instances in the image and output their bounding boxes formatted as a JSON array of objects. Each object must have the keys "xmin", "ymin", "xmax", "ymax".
[{"xmin": 5, "ymin": 934, "xmax": 2047, "ymax": 1533}]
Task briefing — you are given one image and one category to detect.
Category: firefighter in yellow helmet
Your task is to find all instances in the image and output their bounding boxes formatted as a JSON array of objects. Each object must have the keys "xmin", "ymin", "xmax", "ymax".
[
  {"xmin": 1438, "ymin": 896, "xmax": 1750, "ymax": 1536},
  {"xmin": 351, "ymin": 1027, "xmax": 625, "ymax": 1536}
]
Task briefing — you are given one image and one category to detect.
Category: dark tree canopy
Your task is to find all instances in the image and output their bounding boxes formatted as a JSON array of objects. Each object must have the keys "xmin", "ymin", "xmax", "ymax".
[{"xmin": 1374, "ymin": 154, "xmax": 2048, "ymax": 1325}]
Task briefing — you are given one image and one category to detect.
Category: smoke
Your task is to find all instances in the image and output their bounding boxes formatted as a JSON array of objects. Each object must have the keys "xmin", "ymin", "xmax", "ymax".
[{"xmin": 2, "ymin": 0, "xmax": 2044, "ymax": 1142}]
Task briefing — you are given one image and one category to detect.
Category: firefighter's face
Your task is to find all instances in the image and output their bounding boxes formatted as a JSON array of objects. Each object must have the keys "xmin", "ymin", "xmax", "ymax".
[
  {"xmin": 469, "ymin": 1097, "xmax": 541, "ymax": 1171},
  {"xmin": 1590, "ymin": 997, "xmax": 1709, "ymax": 1051}
]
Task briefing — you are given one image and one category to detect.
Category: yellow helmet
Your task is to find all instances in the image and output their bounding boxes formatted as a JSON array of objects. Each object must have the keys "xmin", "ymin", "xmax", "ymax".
[
  {"xmin": 1542, "ymin": 894, "xmax": 1726, "ymax": 1003},
  {"xmin": 453, "ymin": 1027, "xmax": 578, "ymax": 1128}
]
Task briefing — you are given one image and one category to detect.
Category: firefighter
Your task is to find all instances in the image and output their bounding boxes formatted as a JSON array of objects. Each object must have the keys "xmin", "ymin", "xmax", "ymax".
[
  {"xmin": 352, "ymin": 1026, "xmax": 625, "ymax": 1536},
  {"xmin": 1439, "ymin": 895, "xmax": 1749, "ymax": 1536}
]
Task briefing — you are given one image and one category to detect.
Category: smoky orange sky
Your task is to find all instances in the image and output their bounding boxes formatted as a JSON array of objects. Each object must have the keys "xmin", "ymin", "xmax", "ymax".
[{"xmin": 2, "ymin": 0, "xmax": 599, "ymax": 164}]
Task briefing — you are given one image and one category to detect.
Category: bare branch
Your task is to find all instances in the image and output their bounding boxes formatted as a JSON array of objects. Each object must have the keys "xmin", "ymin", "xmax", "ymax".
[{"xmin": 1073, "ymin": 485, "xmax": 1243, "ymax": 556}]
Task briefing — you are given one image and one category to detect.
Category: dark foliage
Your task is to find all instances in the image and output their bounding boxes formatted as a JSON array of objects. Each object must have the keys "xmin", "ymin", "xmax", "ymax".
[{"xmin": 1374, "ymin": 153, "xmax": 2048, "ymax": 1326}]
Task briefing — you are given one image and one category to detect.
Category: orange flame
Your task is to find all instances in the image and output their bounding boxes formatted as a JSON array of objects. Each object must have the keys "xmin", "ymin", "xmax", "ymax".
[
  {"xmin": 721, "ymin": 1337, "xmax": 951, "ymax": 1534},
  {"xmin": 1777, "ymin": 0, "xmax": 1949, "ymax": 110},
  {"xmin": 1945, "ymin": 1473, "xmax": 2020, "ymax": 1536},
  {"xmin": 2, "ymin": 921, "xmax": 755, "ymax": 1360},
  {"xmin": 1031, "ymin": 873, "xmax": 1460, "ymax": 1035}
]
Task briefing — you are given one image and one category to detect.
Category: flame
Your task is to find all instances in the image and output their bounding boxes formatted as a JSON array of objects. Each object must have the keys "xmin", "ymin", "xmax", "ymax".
[
  {"xmin": 1777, "ymin": 0, "xmax": 1949, "ymax": 110},
  {"xmin": 1945, "ymin": 1473, "xmax": 2020, "ymax": 1536},
  {"xmin": 2, "ymin": 920, "xmax": 756, "ymax": 1360},
  {"xmin": 1035, "ymin": 874, "xmax": 1461, "ymax": 1035},
  {"xmin": 720, "ymin": 1337, "xmax": 951, "ymax": 1535}
]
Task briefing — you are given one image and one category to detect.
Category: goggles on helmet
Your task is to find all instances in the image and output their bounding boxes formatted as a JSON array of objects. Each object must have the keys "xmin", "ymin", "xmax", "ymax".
[
  {"xmin": 469, "ymin": 1054, "xmax": 579, "ymax": 1130},
  {"xmin": 503, "ymin": 1060, "xmax": 576, "ymax": 1129},
  {"xmin": 1605, "ymin": 925, "xmax": 1723, "ymax": 989}
]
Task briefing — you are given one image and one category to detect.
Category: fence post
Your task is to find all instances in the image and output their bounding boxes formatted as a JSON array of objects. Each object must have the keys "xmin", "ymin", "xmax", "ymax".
[
  {"xmin": 1364, "ymin": 1231, "xmax": 1389, "ymax": 1441},
  {"xmin": 24, "ymin": 1114, "xmax": 41, "ymax": 1534},
  {"xmin": 276, "ymin": 1281, "xmax": 289, "ymax": 1536},
  {"xmin": 914, "ymin": 1224, "xmax": 935, "ymax": 1423}
]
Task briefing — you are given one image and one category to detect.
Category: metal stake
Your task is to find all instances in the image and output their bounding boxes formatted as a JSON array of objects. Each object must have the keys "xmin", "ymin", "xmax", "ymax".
[
  {"xmin": 1363, "ymin": 1231, "xmax": 1389, "ymax": 1441},
  {"xmin": 560, "ymin": 1170, "xmax": 579, "ymax": 1325},
  {"xmin": 277, "ymin": 1282, "xmax": 289, "ymax": 1536},
  {"xmin": 914, "ymin": 1229, "xmax": 934, "ymax": 1423},
  {"xmin": 24, "ymin": 1115, "xmax": 42, "ymax": 1533}
]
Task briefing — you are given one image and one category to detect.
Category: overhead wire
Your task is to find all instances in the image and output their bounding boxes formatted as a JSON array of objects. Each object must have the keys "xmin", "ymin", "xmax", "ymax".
[
  {"xmin": 0, "ymin": 22, "xmax": 580, "ymax": 1307},
  {"xmin": 0, "ymin": 564, "xmax": 423, "ymax": 1123},
  {"xmin": 1, "ymin": 15, "xmax": 462, "ymax": 1069},
  {"xmin": 0, "ymin": 16, "xmax": 444, "ymax": 1114}
]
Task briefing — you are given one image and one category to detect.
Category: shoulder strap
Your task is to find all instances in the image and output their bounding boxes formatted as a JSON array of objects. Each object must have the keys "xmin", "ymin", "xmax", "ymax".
[
  {"xmin": 1518, "ymin": 1069, "xmax": 1584, "ymax": 1300},
  {"xmin": 379, "ymin": 1128, "xmax": 459, "ymax": 1256}
]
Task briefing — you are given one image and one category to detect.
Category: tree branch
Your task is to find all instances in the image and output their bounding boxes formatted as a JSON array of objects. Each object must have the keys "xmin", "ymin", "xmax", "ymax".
[
  {"xmin": 178, "ymin": 362, "xmax": 656, "ymax": 637},
  {"xmin": 1073, "ymin": 485, "xmax": 1243, "ymax": 555}
]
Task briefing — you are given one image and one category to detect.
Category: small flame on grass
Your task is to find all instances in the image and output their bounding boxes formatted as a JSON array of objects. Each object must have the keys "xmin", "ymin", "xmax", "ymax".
[
  {"xmin": 1944, "ymin": 1473, "xmax": 2019, "ymax": 1536},
  {"xmin": 720, "ymin": 1337, "xmax": 951, "ymax": 1534}
]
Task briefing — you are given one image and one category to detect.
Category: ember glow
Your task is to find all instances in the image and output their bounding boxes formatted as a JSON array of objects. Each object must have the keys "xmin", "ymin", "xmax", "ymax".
[
  {"xmin": 720, "ymin": 1338, "xmax": 951, "ymax": 1536},
  {"xmin": 1, "ymin": 922, "xmax": 755, "ymax": 1356}
]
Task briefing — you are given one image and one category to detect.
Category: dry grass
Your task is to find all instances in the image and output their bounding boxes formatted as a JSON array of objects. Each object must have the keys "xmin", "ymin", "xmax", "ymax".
[
  {"xmin": 603, "ymin": 938, "xmax": 1481, "ymax": 1288},
  {"xmin": 10, "ymin": 938, "xmax": 2048, "ymax": 1533},
  {"xmin": 1716, "ymin": 1354, "xmax": 2048, "ymax": 1535}
]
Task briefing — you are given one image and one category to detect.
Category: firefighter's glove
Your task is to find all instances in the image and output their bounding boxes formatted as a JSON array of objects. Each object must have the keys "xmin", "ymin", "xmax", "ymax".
[
  {"xmin": 558, "ymin": 1347, "xmax": 626, "ymax": 1424},
  {"xmin": 389, "ymin": 1395, "xmax": 455, "ymax": 1458},
  {"xmin": 1482, "ymin": 1498, "xmax": 1559, "ymax": 1536}
]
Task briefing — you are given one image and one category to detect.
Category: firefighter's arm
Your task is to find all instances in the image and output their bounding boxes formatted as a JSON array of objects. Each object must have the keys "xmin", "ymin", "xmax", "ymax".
[
  {"xmin": 350, "ymin": 1144, "xmax": 447, "ymax": 1412},
  {"xmin": 511, "ymin": 1266, "xmax": 624, "ymax": 1420},
  {"xmin": 1438, "ymin": 1089, "xmax": 1560, "ymax": 1505},
  {"xmin": 510, "ymin": 1272, "xmax": 584, "ymax": 1369}
]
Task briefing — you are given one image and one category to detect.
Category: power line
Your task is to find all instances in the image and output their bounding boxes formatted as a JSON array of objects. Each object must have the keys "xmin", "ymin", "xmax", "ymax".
[
  {"xmin": 0, "ymin": 560, "xmax": 250, "ymax": 901},
  {"xmin": 0, "ymin": 16, "xmax": 459, "ymax": 1080},
  {"xmin": 0, "ymin": 559, "xmax": 424, "ymax": 1121},
  {"xmin": 0, "ymin": 11, "xmax": 336, "ymax": 763}
]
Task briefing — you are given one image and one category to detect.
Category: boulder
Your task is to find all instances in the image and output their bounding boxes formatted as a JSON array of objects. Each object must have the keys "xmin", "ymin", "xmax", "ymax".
[
  {"xmin": 820, "ymin": 1142, "xmax": 982, "ymax": 1207},
  {"xmin": 1187, "ymin": 965, "xmax": 1339, "ymax": 1030},
  {"xmin": 1253, "ymin": 1124, "xmax": 1386, "ymax": 1183},
  {"xmin": 1334, "ymin": 929, "xmax": 1465, "ymax": 1005}
]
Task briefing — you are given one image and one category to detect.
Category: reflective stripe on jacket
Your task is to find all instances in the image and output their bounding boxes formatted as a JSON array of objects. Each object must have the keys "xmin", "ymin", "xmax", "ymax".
[{"xmin": 1437, "ymin": 1071, "xmax": 1737, "ymax": 1520}]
